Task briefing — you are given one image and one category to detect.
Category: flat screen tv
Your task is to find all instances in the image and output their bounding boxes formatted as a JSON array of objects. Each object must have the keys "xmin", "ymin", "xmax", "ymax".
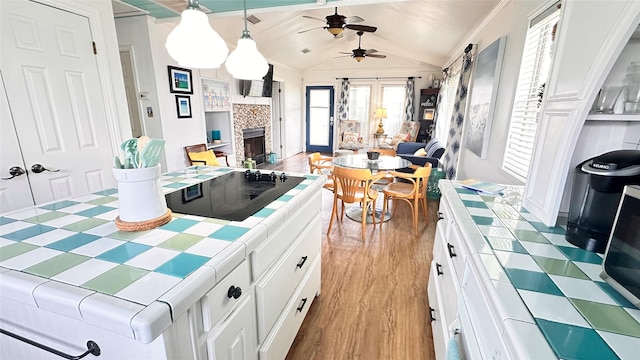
[{"xmin": 238, "ymin": 64, "xmax": 274, "ymax": 97}]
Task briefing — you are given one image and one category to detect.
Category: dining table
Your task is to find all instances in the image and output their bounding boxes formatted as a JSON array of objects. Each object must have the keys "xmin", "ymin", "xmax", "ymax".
[{"xmin": 332, "ymin": 154, "xmax": 412, "ymax": 223}]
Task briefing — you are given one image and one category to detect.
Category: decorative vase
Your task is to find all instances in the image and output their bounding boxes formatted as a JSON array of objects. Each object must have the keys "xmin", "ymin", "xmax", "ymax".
[
  {"xmin": 427, "ymin": 167, "xmax": 446, "ymax": 200},
  {"xmin": 112, "ymin": 164, "xmax": 167, "ymax": 223}
]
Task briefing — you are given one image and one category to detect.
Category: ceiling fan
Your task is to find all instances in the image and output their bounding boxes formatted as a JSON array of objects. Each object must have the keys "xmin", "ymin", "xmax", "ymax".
[
  {"xmin": 338, "ymin": 31, "xmax": 387, "ymax": 62},
  {"xmin": 297, "ymin": 7, "xmax": 377, "ymax": 39}
]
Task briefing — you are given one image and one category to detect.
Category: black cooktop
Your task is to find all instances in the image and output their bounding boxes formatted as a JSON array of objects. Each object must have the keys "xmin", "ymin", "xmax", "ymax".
[{"xmin": 165, "ymin": 170, "xmax": 305, "ymax": 221}]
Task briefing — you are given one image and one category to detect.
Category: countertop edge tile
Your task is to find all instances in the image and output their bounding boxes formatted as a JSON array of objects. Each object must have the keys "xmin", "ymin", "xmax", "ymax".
[
  {"xmin": 207, "ymin": 242, "xmax": 246, "ymax": 282},
  {"xmin": 157, "ymin": 264, "xmax": 217, "ymax": 321},
  {"xmin": 130, "ymin": 301, "xmax": 173, "ymax": 344},
  {"xmin": 33, "ymin": 280, "xmax": 94, "ymax": 320},
  {"xmin": 236, "ymin": 223, "xmax": 268, "ymax": 254},
  {"xmin": 0, "ymin": 270, "xmax": 48, "ymax": 307},
  {"xmin": 79, "ymin": 292, "xmax": 144, "ymax": 339},
  {"xmin": 503, "ymin": 318, "xmax": 558, "ymax": 360}
]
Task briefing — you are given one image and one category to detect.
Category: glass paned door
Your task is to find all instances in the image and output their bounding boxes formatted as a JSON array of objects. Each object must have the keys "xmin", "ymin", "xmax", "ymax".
[{"xmin": 306, "ymin": 86, "xmax": 334, "ymax": 153}]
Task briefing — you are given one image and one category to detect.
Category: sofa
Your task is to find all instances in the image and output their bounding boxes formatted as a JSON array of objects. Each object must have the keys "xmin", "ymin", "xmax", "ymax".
[{"xmin": 397, "ymin": 139, "xmax": 445, "ymax": 168}]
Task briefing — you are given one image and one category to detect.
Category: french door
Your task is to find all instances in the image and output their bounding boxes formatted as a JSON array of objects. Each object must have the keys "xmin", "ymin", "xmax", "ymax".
[{"xmin": 305, "ymin": 86, "xmax": 334, "ymax": 153}]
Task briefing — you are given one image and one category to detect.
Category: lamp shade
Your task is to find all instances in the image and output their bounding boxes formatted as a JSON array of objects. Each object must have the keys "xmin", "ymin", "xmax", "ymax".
[
  {"xmin": 225, "ymin": 34, "xmax": 269, "ymax": 80},
  {"xmin": 165, "ymin": 8, "xmax": 229, "ymax": 69},
  {"xmin": 374, "ymin": 108, "xmax": 388, "ymax": 119}
]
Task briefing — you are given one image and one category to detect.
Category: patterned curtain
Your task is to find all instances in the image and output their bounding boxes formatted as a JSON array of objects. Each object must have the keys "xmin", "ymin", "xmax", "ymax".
[
  {"xmin": 442, "ymin": 46, "xmax": 475, "ymax": 179},
  {"xmin": 337, "ymin": 78, "xmax": 350, "ymax": 120},
  {"xmin": 404, "ymin": 77, "xmax": 415, "ymax": 121},
  {"xmin": 432, "ymin": 69, "xmax": 449, "ymax": 139}
]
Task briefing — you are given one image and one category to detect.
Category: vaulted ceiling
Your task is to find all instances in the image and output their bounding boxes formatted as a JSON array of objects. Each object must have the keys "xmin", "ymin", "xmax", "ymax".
[{"xmin": 112, "ymin": 0, "xmax": 501, "ymax": 71}]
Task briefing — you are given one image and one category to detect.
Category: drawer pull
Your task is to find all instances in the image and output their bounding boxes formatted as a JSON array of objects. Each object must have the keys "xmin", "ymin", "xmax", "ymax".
[
  {"xmin": 436, "ymin": 263, "xmax": 443, "ymax": 276},
  {"xmin": 447, "ymin": 243, "xmax": 457, "ymax": 258},
  {"xmin": 227, "ymin": 285, "xmax": 242, "ymax": 299},
  {"xmin": 296, "ymin": 256, "xmax": 308, "ymax": 269},
  {"xmin": 429, "ymin": 307, "xmax": 436, "ymax": 322},
  {"xmin": 438, "ymin": 212, "xmax": 444, "ymax": 220},
  {"xmin": 296, "ymin": 298, "xmax": 308, "ymax": 312}
]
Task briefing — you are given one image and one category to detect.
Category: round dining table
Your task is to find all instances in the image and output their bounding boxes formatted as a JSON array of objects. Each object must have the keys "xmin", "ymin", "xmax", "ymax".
[{"xmin": 332, "ymin": 154, "xmax": 412, "ymax": 223}]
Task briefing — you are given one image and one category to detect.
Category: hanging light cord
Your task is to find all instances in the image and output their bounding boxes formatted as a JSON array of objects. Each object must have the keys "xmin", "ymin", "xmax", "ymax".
[{"xmin": 242, "ymin": 0, "xmax": 250, "ymax": 38}]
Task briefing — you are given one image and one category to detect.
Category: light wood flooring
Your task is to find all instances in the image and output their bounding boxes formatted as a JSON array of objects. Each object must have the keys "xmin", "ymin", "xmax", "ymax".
[{"xmin": 262, "ymin": 153, "xmax": 437, "ymax": 360}]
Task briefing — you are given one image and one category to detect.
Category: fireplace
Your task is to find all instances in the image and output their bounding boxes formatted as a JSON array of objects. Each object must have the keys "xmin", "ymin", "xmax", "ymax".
[{"xmin": 243, "ymin": 127, "xmax": 266, "ymax": 165}]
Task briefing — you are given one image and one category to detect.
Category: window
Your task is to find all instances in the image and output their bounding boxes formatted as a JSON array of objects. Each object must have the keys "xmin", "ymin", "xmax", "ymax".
[
  {"xmin": 502, "ymin": 3, "xmax": 560, "ymax": 181},
  {"xmin": 435, "ymin": 58, "xmax": 462, "ymax": 144},
  {"xmin": 380, "ymin": 85, "xmax": 407, "ymax": 136},
  {"xmin": 347, "ymin": 85, "xmax": 371, "ymax": 143}
]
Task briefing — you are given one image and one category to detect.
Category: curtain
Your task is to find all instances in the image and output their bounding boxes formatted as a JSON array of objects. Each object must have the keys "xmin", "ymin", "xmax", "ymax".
[
  {"xmin": 432, "ymin": 69, "xmax": 450, "ymax": 140},
  {"xmin": 442, "ymin": 46, "xmax": 475, "ymax": 179},
  {"xmin": 404, "ymin": 77, "xmax": 415, "ymax": 122},
  {"xmin": 337, "ymin": 78, "xmax": 350, "ymax": 120}
]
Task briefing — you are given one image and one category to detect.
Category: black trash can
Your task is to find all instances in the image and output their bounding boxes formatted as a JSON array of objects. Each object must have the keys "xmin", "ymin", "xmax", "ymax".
[{"xmin": 566, "ymin": 150, "xmax": 640, "ymax": 253}]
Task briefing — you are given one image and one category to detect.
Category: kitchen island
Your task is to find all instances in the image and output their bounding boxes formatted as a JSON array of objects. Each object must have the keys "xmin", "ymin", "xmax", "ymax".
[
  {"xmin": 0, "ymin": 166, "xmax": 325, "ymax": 359},
  {"xmin": 429, "ymin": 180, "xmax": 640, "ymax": 359}
]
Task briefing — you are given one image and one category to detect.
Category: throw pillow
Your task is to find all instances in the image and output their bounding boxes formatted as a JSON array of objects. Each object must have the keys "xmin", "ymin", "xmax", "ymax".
[
  {"xmin": 342, "ymin": 131, "xmax": 360, "ymax": 149},
  {"xmin": 390, "ymin": 133, "xmax": 408, "ymax": 146},
  {"xmin": 413, "ymin": 148, "xmax": 427, "ymax": 157},
  {"xmin": 188, "ymin": 150, "xmax": 220, "ymax": 166}
]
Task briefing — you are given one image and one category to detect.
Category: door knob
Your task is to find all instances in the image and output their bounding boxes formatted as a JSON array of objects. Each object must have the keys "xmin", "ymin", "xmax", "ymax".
[
  {"xmin": 2, "ymin": 166, "xmax": 26, "ymax": 180},
  {"xmin": 31, "ymin": 164, "xmax": 60, "ymax": 174}
]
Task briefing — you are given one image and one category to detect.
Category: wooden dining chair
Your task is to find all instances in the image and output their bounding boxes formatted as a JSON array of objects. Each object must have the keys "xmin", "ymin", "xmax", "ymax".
[
  {"xmin": 308, "ymin": 152, "xmax": 334, "ymax": 191},
  {"xmin": 380, "ymin": 164, "xmax": 432, "ymax": 235},
  {"xmin": 184, "ymin": 144, "xmax": 229, "ymax": 166},
  {"xmin": 328, "ymin": 166, "xmax": 386, "ymax": 240}
]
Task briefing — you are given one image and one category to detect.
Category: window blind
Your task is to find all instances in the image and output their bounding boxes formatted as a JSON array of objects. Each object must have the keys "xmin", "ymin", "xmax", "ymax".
[{"xmin": 502, "ymin": 5, "xmax": 560, "ymax": 181}]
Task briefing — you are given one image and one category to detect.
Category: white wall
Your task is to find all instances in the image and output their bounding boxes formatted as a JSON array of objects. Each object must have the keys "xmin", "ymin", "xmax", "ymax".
[
  {"xmin": 452, "ymin": 0, "xmax": 543, "ymax": 184},
  {"xmin": 274, "ymin": 65, "xmax": 305, "ymax": 158}
]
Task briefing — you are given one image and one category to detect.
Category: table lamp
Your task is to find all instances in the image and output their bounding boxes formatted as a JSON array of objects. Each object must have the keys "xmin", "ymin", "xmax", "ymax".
[{"xmin": 374, "ymin": 108, "xmax": 387, "ymax": 134}]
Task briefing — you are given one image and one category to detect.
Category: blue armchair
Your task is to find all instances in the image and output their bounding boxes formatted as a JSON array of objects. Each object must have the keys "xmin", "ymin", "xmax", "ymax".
[{"xmin": 397, "ymin": 140, "xmax": 445, "ymax": 168}]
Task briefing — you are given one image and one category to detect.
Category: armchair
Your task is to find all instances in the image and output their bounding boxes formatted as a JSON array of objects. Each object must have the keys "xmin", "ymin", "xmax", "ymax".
[
  {"xmin": 338, "ymin": 120, "xmax": 363, "ymax": 151},
  {"xmin": 379, "ymin": 121, "xmax": 421, "ymax": 150},
  {"xmin": 397, "ymin": 139, "xmax": 445, "ymax": 168}
]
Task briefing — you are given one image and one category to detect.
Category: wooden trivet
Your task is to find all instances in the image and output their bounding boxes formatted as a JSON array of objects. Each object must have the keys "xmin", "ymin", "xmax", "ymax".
[{"xmin": 115, "ymin": 209, "xmax": 172, "ymax": 232}]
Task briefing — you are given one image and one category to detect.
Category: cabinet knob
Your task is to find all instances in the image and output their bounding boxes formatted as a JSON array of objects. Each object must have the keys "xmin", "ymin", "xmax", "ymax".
[
  {"xmin": 447, "ymin": 243, "xmax": 457, "ymax": 258},
  {"xmin": 296, "ymin": 298, "xmax": 308, "ymax": 312},
  {"xmin": 227, "ymin": 285, "xmax": 242, "ymax": 299},
  {"xmin": 436, "ymin": 263, "xmax": 443, "ymax": 276},
  {"xmin": 296, "ymin": 256, "xmax": 308, "ymax": 269},
  {"xmin": 429, "ymin": 307, "xmax": 436, "ymax": 322}
]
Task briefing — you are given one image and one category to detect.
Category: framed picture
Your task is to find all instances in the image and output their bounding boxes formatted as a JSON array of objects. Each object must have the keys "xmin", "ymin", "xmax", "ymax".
[
  {"xmin": 465, "ymin": 36, "xmax": 506, "ymax": 159},
  {"xmin": 202, "ymin": 79, "xmax": 230, "ymax": 112},
  {"xmin": 168, "ymin": 66, "xmax": 193, "ymax": 94},
  {"xmin": 182, "ymin": 183, "xmax": 202, "ymax": 203},
  {"xmin": 175, "ymin": 95, "xmax": 192, "ymax": 118},
  {"xmin": 422, "ymin": 108, "xmax": 435, "ymax": 120},
  {"xmin": 433, "ymin": 79, "xmax": 440, "ymax": 88}
]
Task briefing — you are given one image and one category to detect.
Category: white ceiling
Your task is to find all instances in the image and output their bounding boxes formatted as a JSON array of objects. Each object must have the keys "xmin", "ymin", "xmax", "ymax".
[{"xmin": 112, "ymin": 0, "xmax": 501, "ymax": 72}]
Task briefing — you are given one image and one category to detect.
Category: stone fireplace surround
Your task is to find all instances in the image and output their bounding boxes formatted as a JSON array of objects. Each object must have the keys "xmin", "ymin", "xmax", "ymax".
[{"xmin": 233, "ymin": 104, "xmax": 271, "ymax": 165}]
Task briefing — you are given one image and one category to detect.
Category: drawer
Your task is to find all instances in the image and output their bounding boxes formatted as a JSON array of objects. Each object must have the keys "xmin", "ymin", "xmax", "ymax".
[
  {"xmin": 202, "ymin": 260, "xmax": 251, "ymax": 332},
  {"xmin": 251, "ymin": 193, "xmax": 321, "ymax": 280},
  {"xmin": 447, "ymin": 220, "xmax": 468, "ymax": 283},
  {"xmin": 259, "ymin": 255, "xmax": 321, "ymax": 360},
  {"xmin": 255, "ymin": 217, "xmax": 321, "ymax": 342}
]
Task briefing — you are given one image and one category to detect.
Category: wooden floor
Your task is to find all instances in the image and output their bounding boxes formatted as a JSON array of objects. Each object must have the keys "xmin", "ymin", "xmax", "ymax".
[{"xmin": 264, "ymin": 153, "xmax": 437, "ymax": 360}]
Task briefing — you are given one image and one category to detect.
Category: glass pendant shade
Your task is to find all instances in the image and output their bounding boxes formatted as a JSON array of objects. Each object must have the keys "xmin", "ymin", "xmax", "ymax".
[
  {"xmin": 165, "ymin": 8, "xmax": 228, "ymax": 69},
  {"xmin": 225, "ymin": 33, "xmax": 269, "ymax": 80}
]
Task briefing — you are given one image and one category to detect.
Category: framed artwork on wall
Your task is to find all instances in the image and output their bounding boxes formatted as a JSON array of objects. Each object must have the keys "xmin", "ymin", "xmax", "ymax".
[
  {"xmin": 176, "ymin": 95, "xmax": 192, "ymax": 118},
  {"xmin": 168, "ymin": 66, "xmax": 193, "ymax": 94},
  {"xmin": 202, "ymin": 79, "xmax": 230, "ymax": 112},
  {"xmin": 464, "ymin": 36, "xmax": 506, "ymax": 159},
  {"xmin": 423, "ymin": 108, "xmax": 435, "ymax": 120}
]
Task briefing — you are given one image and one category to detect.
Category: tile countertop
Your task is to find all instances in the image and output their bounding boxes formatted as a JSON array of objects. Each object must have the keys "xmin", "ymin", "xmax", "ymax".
[
  {"xmin": 0, "ymin": 166, "xmax": 324, "ymax": 343},
  {"xmin": 439, "ymin": 180, "xmax": 640, "ymax": 360}
]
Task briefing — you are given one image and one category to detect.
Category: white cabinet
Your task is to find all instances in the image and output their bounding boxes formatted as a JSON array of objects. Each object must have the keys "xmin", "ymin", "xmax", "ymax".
[{"xmin": 206, "ymin": 296, "xmax": 258, "ymax": 360}]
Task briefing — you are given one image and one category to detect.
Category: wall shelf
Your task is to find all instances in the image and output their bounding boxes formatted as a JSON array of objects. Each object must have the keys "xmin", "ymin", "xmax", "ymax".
[
  {"xmin": 207, "ymin": 142, "xmax": 231, "ymax": 149},
  {"xmin": 585, "ymin": 113, "xmax": 640, "ymax": 121}
]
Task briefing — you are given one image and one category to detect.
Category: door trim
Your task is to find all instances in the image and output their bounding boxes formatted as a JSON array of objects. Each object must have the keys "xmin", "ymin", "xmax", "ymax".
[{"xmin": 305, "ymin": 85, "xmax": 335, "ymax": 153}]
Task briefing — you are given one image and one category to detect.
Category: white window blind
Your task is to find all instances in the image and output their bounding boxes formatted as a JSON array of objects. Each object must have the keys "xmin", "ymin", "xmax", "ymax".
[
  {"xmin": 502, "ymin": 4, "xmax": 560, "ymax": 181},
  {"xmin": 435, "ymin": 58, "xmax": 462, "ymax": 144}
]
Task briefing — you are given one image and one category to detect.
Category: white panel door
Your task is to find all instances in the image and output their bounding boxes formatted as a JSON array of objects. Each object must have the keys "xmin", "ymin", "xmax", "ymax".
[
  {"xmin": 0, "ymin": 0, "xmax": 115, "ymax": 209},
  {"xmin": 0, "ymin": 73, "xmax": 34, "ymax": 212}
]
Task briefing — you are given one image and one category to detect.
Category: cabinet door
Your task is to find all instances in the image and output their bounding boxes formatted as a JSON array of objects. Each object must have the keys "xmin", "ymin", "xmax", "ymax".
[
  {"xmin": 427, "ymin": 268, "xmax": 447, "ymax": 359},
  {"xmin": 207, "ymin": 296, "xmax": 258, "ymax": 360}
]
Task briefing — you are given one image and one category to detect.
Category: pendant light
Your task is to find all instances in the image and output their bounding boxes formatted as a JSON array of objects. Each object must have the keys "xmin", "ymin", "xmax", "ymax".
[
  {"xmin": 225, "ymin": 0, "xmax": 269, "ymax": 80},
  {"xmin": 165, "ymin": 0, "xmax": 228, "ymax": 69}
]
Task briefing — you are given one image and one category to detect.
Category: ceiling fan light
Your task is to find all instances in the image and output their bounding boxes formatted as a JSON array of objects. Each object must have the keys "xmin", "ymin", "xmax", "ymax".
[
  {"xmin": 354, "ymin": 56, "xmax": 365, "ymax": 62},
  {"xmin": 225, "ymin": 34, "xmax": 269, "ymax": 80},
  {"xmin": 327, "ymin": 27, "xmax": 343, "ymax": 36},
  {"xmin": 165, "ymin": 7, "xmax": 229, "ymax": 68}
]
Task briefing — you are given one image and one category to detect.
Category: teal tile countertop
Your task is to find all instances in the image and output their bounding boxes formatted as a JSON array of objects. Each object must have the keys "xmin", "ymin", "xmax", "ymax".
[
  {"xmin": 0, "ymin": 166, "xmax": 324, "ymax": 342},
  {"xmin": 441, "ymin": 181, "xmax": 640, "ymax": 360}
]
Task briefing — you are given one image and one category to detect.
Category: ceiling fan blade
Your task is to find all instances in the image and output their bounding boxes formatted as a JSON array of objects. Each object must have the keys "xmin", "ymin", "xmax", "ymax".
[
  {"xmin": 345, "ymin": 16, "xmax": 364, "ymax": 23},
  {"xmin": 334, "ymin": 55, "xmax": 352, "ymax": 58},
  {"xmin": 367, "ymin": 54, "xmax": 387, "ymax": 59},
  {"xmin": 297, "ymin": 27, "xmax": 324, "ymax": 34},
  {"xmin": 338, "ymin": 52, "xmax": 353, "ymax": 54},
  {"xmin": 365, "ymin": 49, "xmax": 378, "ymax": 54},
  {"xmin": 345, "ymin": 24, "xmax": 377, "ymax": 33},
  {"xmin": 302, "ymin": 15, "xmax": 326, "ymax": 23}
]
